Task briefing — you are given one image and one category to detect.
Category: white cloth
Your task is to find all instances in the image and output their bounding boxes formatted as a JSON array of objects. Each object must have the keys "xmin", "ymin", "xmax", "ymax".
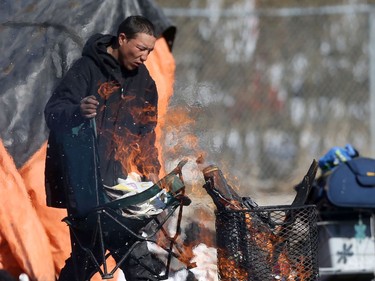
[{"xmin": 104, "ymin": 172, "xmax": 170, "ymax": 219}]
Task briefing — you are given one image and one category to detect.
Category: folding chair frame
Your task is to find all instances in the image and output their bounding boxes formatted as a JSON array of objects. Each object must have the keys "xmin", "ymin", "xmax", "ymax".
[{"xmin": 63, "ymin": 164, "xmax": 189, "ymax": 280}]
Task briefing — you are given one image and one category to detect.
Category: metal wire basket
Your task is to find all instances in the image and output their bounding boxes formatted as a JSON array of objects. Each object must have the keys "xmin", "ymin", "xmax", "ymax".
[{"xmin": 215, "ymin": 205, "xmax": 319, "ymax": 281}]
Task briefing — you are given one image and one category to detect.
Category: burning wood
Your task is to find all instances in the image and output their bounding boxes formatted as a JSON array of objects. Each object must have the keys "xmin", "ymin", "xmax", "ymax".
[{"xmin": 202, "ymin": 161, "xmax": 319, "ymax": 281}]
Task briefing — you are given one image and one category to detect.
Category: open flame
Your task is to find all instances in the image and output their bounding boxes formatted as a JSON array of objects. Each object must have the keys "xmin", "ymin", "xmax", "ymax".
[
  {"xmin": 96, "ymin": 85, "xmax": 160, "ymax": 179},
  {"xmin": 201, "ymin": 163, "xmax": 318, "ymax": 281},
  {"xmin": 106, "ymin": 97, "xmax": 316, "ymax": 281},
  {"xmin": 94, "ymin": 72, "xmax": 316, "ymax": 281},
  {"xmin": 113, "ymin": 128, "xmax": 160, "ymax": 177},
  {"xmin": 97, "ymin": 81, "xmax": 121, "ymax": 100},
  {"xmin": 217, "ymin": 254, "xmax": 249, "ymax": 280},
  {"xmin": 214, "ymin": 209, "xmax": 315, "ymax": 281}
]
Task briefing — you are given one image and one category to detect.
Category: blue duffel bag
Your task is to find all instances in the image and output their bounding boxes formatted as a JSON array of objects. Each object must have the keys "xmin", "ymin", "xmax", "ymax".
[{"xmin": 326, "ymin": 157, "xmax": 375, "ymax": 209}]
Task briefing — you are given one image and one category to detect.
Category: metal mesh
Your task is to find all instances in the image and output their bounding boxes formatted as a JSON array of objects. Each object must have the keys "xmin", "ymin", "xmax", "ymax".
[{"xmin": 215, "ymin": 205, "xmax": 319, "ymax": 281}]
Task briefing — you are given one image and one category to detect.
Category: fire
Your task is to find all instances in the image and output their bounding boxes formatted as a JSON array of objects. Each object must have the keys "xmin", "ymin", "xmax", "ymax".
[
  {"xmin": 97, "ymin": 88, "xmax": 160, "ymax": 179},
  {"xmin": 102, "ymin": 83, "xmax": 216, "ymax": 273},
  {"xmin": 97, "ymin": 81, "xmax": 121, "ymax": 99},
  {"xmin": 295, "ymin": 256, "xmax": 313, "ymax": 281},
  {"xmin": 218, "ymin": 253, "xmax": 249, "ymax": 280},
  {"xmin": 125, "ymin": 98, "xmax": 158, "ymax": 128},
  {"xmin": 113, "ymin": 128, "xmax": 160, "ymax": 177},
  {"xmin": 163, "ymin": 107, "xmax": 200, "ymax": 157},
  {"xmin": 108, "ymin": 100, "xmax": 203, "ymax": 181},
  {"xmin": 272, "ymin": 253, "xmax": 313, "ymax": 281},
  {"xmin": 244, "ymin": 211, "xmax": 315, "ymax": 281},
  {"xmin": 215, "ymin": 210, "xmax": 314, "ymax": 281},
  {"xmin": 201, "ymin": 165, "xmax": 318, "ymax": 281},
  {"xmin": 94, "ymin": 74, "xmax": 315, "ymax": 280}
]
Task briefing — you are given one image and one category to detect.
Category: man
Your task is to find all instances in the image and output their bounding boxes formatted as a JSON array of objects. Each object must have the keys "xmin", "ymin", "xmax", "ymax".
[{"xmin": 44, "ymin": 15, "xmax": 163, "ymax": 281}]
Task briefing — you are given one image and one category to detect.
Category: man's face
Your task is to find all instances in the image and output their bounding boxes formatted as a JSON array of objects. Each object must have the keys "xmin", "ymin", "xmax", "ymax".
[{"xmin": 118, "ymin": 32, "xmax": 156, "ymax": 70}]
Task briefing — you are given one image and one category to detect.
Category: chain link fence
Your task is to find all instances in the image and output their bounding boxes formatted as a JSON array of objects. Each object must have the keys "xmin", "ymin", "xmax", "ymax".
[{"xmin": 155, "ymin": 1, "xmax": 375, "ymax": 197}]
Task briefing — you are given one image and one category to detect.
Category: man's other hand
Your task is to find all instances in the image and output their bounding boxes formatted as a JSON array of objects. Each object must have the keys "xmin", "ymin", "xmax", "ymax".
[{"xmin": 80, "ymin": 95, "xmax": 99, "ymax": 119}]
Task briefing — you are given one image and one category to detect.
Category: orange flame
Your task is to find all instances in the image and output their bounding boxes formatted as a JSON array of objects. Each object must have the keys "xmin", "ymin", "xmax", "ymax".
[
  {"xmin": 97, "ymin": 81, "xmax": 120, "ymax": 100},
  {"xmin": 218, "ymin": 252, "xmax": 249, "ymax": 280},
  {"xmin": 113, "ymin": 129, "xmax": 160, "ymax": 177}
]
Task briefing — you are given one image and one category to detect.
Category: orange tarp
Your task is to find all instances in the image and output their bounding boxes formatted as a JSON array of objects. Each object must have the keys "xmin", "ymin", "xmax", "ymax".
[
  {"xmin": 19, "ymin": 143, "xmax": 70, "ymax": 277},
  {"xmin": 0, "ymin": 140, "xmax": 55, "ymax": 281},
  {"xmin": 146, "ymin": 37, "xmax": 176, "ymax": 178},
  {"xmin": 0, "ymin": 37, "xmax": 175, "ymax": 281}
]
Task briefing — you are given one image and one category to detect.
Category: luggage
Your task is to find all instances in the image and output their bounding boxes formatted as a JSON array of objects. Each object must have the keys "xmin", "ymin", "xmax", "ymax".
[{"xmin": 326, "ymin": 157, "xmax": 375, "ymax": 209}]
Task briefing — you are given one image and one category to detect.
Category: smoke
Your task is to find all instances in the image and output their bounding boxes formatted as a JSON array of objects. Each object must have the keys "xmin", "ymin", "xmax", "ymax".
[
  {"xmin": 117, "ymin": 243, "xmax": 218, "ymax": 281},
  {"xmin": 188, "ymin": 244, "xmax": 218, "ymax": 281}
]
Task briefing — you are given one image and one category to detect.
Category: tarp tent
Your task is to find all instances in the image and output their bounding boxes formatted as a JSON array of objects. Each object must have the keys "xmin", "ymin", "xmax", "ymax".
[{"xmin": 0, "ymin": 1, "xmax": 176, "ymax": 280}]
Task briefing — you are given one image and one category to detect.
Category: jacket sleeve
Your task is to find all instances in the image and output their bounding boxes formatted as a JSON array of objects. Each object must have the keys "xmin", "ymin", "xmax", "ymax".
[{"xmin": 44, "ymin": 58, "xmax": 91, "ymax": 130}]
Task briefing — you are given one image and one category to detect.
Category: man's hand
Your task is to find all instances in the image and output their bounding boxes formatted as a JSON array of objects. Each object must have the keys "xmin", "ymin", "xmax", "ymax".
[{"xmin": 80, "ymin": 95, "xmax": 99, "ymax": 119}]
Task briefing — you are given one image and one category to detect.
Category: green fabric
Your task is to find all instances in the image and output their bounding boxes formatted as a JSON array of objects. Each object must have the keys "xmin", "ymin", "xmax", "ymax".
[
  {"xmin": 101, "ymin": 173, "xmax": 185, "ymax": 210},
  {"xmin": 58, "ymin": 121, "xmax": 109, "ymax": 217}
]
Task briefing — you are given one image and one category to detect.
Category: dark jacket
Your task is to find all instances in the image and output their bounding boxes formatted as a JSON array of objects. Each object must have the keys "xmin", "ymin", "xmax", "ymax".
[{"xmin": 44, "ymin": 34, "xmax": 161, "ymax": 216}]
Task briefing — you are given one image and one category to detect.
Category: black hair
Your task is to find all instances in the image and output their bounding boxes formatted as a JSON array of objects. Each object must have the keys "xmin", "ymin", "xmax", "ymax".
[{"xmin": 117, "ymin": 15, "xmax": 156, "ymax": 40}]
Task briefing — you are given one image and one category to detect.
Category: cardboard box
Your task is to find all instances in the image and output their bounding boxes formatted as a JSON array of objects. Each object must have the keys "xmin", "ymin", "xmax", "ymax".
[
  {"xmin": 318, "ymin": 217, "xmax": 375, "ymax": 273},
  {"xmin": 327, "ymin": 237, "xmax": 375, "ymax": 270}
]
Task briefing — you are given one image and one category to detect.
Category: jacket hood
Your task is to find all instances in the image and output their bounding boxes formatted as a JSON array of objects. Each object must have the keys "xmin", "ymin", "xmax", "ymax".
[{"xmin": 82, "ymin": 33, "xmax": 121, "ymax": 80}]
